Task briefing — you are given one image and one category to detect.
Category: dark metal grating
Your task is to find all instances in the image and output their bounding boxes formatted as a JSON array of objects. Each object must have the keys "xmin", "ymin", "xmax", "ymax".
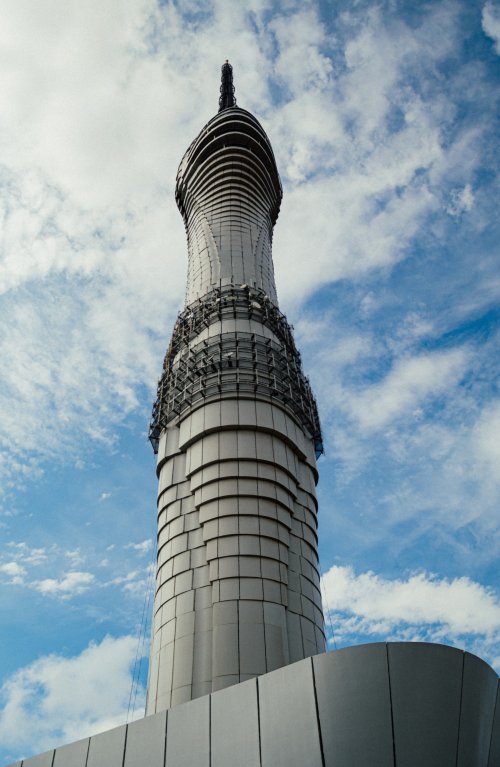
[{"xmin": 149, "ymin": 284, "xmax": 323, "ymax": 457}]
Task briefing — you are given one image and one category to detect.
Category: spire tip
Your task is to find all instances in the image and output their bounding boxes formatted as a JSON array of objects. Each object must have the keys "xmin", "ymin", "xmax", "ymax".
[{"xmin": 219, "ymin": 61, "xmax": 236, "ymax": 111}]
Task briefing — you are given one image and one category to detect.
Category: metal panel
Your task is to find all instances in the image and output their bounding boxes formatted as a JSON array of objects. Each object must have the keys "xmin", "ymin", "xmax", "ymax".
[
  {"xmin": 211, "ymin": 678, "xmax": 260, "ymax": 767},
  {"xmin": 53, "ymin": 738, "xmax": 89, "ymax": 767},
  {"xmin": 313, "ymin": 643, "xmax": 394, "ymax": 767},
  {"xmin": 259, "ymin": 657, "xmax": 322, "ymax": 767},
  {"xmin": 165, "ymin": 695, "xmax": 209, "ymax": 767},
  {"xmin": 388, "ymin": 642, "xmax": 462, "ymax": 767},
  {"xmin": 487, "ymin": 681, "xmax": 500, "ymax": 767},
  {"xmin": 124, "ymin": 711, "xmax": 167, "ymax": 767},
  {"xmin": 22, "ymin": 752, "xmax": 54, "ymax": 767},
  {"xmin": 240, "ymin": 621, "xmax": 266, "ymax": 675},
  {"xmin": 213, "ymin": 623, "xmax": 239, "ymax": 677},
  {"xmin": 457, "ymin": 652, "xmax": 498, "ymax": 766},
  {"xmin": 87, "ymin": 724, "xmax": 127, "ymax": 767}
]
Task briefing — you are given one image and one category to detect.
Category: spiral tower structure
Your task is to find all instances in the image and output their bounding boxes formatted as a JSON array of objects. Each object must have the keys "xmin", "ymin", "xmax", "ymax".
[{"xmin": 146, "ymin": 62, "xmax": 325, "ymax": 714}]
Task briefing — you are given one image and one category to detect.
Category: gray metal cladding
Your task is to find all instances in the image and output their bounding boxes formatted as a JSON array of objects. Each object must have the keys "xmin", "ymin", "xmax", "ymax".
[
  {"xmin": 14, "ymin": 645, "xmax": 499, "ymax": 767},
  {"xmin": 388, "ymin": 642, "xmax": 465, "ymax": 767},
  {"xmin": 313, "ymin": 643, "xmax": 394, "ymax": 767},
  {"xmin": 488, "ymin": 684, "xmax": 500, "ymax": 767},
  {"xmin": 176, "ymin": 108, "xmax": 282, "ymax": 306},
  {"xmin": 165, "ymin": 695, "xmax": 209, "ymax": 767},
  {"xmin": 457, "ymin": 653, "xmax": 499, "ymax": 766},
  {"xmin": 210, "ymin": 678, "xmax": 260, "ymax": 767},
  {"xmin": 146, "ymin": 398, "xmax": 326, "ymax": 713},
  {"xmin": 16, "ymin": 755, "xmax": 54, "ymax": 767},
  {"xmin": 147, "ymin": 91, "xmax": 325, "ymax": 714},
  {"xmin": 52, "ymin": 740, "xmax": 89, "ymax": 767},
  {"xmin": 258, "ymin": 657, "xmax": 323, "ymax": 767},
  {"xmin": 123, "ymin": 709, "xmax": 166, "ymax": 767},
  {"xmin": 85, "ymin": 725, "xmax": 126, "ymax": 767}
]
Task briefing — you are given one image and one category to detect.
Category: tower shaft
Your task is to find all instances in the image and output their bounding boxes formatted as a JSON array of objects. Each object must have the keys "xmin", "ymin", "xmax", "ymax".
[{"xmin": 146, "ymin": 67, "xmax": 325, "ymax": 714}]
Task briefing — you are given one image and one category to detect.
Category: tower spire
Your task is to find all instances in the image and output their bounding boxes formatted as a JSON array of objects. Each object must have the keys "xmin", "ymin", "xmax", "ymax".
[{"xmin": 218, "ymin": 59, "xmax": 236, "ymax": 111}]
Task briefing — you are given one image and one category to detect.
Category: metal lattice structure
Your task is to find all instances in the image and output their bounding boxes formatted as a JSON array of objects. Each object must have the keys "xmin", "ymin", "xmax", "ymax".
[{"xmin": 149, "ymin": 284, "xmax": 323, "ymax": 458}]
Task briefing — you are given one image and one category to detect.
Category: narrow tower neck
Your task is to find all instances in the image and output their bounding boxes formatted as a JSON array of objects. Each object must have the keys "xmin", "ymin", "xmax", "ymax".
[{"xmin": 218, "ymin": 60, "xmax": 236, "ymax": 111}]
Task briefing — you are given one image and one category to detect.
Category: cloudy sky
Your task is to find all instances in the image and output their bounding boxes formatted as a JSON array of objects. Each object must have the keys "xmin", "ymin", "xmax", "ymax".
[{"xmin": 0, "ymin": 0, "xmax": 499, "ymax": 762}]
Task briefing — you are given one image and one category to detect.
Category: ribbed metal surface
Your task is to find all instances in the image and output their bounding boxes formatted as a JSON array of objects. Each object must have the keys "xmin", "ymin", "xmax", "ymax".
[
  {"xmin": 176, "ymin": 108, "xmax": 281, "ymax": 306},
  {"xmin": 146, "ymin": 95, "xmax": 325, "ymax": 712}
]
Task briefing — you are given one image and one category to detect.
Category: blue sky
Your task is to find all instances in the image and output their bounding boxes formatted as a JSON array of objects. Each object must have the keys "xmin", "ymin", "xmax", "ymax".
[{"xmin": 0, "ymin": 0, "xmax": 499, "ymax": 762}]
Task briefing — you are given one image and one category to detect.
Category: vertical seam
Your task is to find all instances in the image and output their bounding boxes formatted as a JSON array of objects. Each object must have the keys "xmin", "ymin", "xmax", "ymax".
[
  {"xmin": 455, "ymin": 652, "xmax": 465, "ymax": 767},
  {"xmin": 208, "ymin": 693, "xmax": 212, "ymax": 767},
  {"xmin": 237, "ymin": 587, "xmax": 241, "ymax": 683},
  {"xmin": 84, "ymin": 736, "xmax": 90, "ymax": 767},
  {"xmin": 486, "ymin": 680, "xmax": 499, "ymax": 766},
  {"xmin": 256, "ymin": 677, "xmax": 263, "ymax": 767},
  {"xmin": 121, "ymin": 725, "xmax": 128, "ymax": 767},
  {"xmin": 310, "ymin": 657, "xmax": 326, "ymax": 767},
  {"xmin": 163, "ymin": 710, "xmax": 168, "ymax": 767},
  {"xmin": 385, "ymin": 644, "xmax": 397, "ymax": 767}
]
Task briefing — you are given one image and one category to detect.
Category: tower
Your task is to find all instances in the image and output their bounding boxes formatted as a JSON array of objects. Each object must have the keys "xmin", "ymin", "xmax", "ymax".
[
  {"xmin": 146, "ymin": 61, "xmax": 325, "ymax": 713},
  {"xmin": 11, "ymin": 63, "xmax": 499, "ymax": 767}
]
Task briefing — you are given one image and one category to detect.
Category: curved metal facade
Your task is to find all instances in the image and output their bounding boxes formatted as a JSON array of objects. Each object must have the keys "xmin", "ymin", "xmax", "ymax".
[
  {"xmin": 17, "ymin": 644, "xmax": 500, "ymax": 767},
  {"xmin": 176, "ymin": 107, "xmax": 281, "ymax": 306},
  {"xmin": 146, "ymin": 99, "xmax": 325, "ymax": 713}
]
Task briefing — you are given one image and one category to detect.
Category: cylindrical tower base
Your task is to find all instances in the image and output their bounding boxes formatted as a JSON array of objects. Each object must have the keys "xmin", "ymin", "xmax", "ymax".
[{"xmin": 146, "ymin": 397, "xmax": 325, "ymax": 714}]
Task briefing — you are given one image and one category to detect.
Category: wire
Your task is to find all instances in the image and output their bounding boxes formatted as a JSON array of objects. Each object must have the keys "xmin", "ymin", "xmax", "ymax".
[
  {"xmin": 320, "ymin": 565, "xmax": 338, "ymax": 651},
  {"xmin": 126, "ymin": 559, "xmax": 156, "ymax": 722},
  {"xmin": 131, "ymin": 561, "xmax": 156, "ymax": 718}
]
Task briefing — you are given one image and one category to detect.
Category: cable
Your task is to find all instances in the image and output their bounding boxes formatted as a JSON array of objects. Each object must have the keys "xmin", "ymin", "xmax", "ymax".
[
  {"xmin": 320, "ymin": 565, "xmax": 338, "ymax": 651},
  {"xmin": 126, "ymin": 559, "xmax": 156, "ymax": 722},
  {"xmin": 131, "ymin": 561, "xmax": 156, "ymax": 718}
]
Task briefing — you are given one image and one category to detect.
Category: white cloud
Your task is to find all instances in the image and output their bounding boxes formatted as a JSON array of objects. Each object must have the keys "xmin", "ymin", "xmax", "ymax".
[
  {"xmin": 124, "ymin": 539, "xmax": 153, "ymax": 554},
  {"xmin": 5, "ymin": 543, "xmax": 46, "ymax": 566},
  {"xmin": 384, "ymin": 395, "xmax": 500, "ymax": 523},
  {"xmin": 322, "ymin": 565, "xmax": 500, "ymax": 670},
  {"xmin": 33, "ymin": 571, "xmax": 95, "ymax": 597},
  {"xmin": 269, "ymin": 4, "xmax": 463, "ymax": 304},
  {"xmin": 346, "ymin": 349, "xmax": 468, "ymax": 431},
  {"xmin": 0, "ymin": 561, "xmax": 26, "ymax": 584},
  {"xmin": 0, "ymin": 635, "xmax": 144, "ymax": 758},
  {"xmin": 109, "ymin": 563, "xmax": 154, "ymax": 594},
  {"xmin": 65, "ymin": 549, "xmax": 85, "ymax": 566},
  {"xmin": 23, "ymin": 548, "xmax": 47, "ymax": 566},
  {"xmin": 110, "ymin": 570, "xmax": 140, "ymax": 586},
  {"xmin": 306, "ymin": 314, "xmax": 499, "ymax": 555},
  {"xmin": 323, "ymin": 565, "xmax": 500, "ymax": 635},
  {"xmin": 270, "ymin": 8, "xmax": 333, "ymax": 97},
  {"xmin": 482, "ymin": 1, "xmax": 500, "ymax": 53}
]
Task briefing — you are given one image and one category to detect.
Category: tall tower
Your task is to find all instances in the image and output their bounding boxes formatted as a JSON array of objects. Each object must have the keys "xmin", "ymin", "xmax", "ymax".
[
  {"xmin": 146, "ymin": 62, "xmax": 325, "ymax": 714},
  {"xmin": 9, "ymin": 62, "xmax": 499, "ymax": 767}
]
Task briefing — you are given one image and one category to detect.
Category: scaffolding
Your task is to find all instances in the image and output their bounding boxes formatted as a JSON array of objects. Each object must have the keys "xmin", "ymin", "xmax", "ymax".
[{"xmin": 149, "ymin": 285, "xmax": 323, "ymax": 458}]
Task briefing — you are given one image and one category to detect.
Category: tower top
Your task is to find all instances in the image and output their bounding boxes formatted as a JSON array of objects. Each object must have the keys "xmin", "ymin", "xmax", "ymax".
[{"xmin": 218, "ymin": 60, "xmax": 236, "ymax": 111}]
